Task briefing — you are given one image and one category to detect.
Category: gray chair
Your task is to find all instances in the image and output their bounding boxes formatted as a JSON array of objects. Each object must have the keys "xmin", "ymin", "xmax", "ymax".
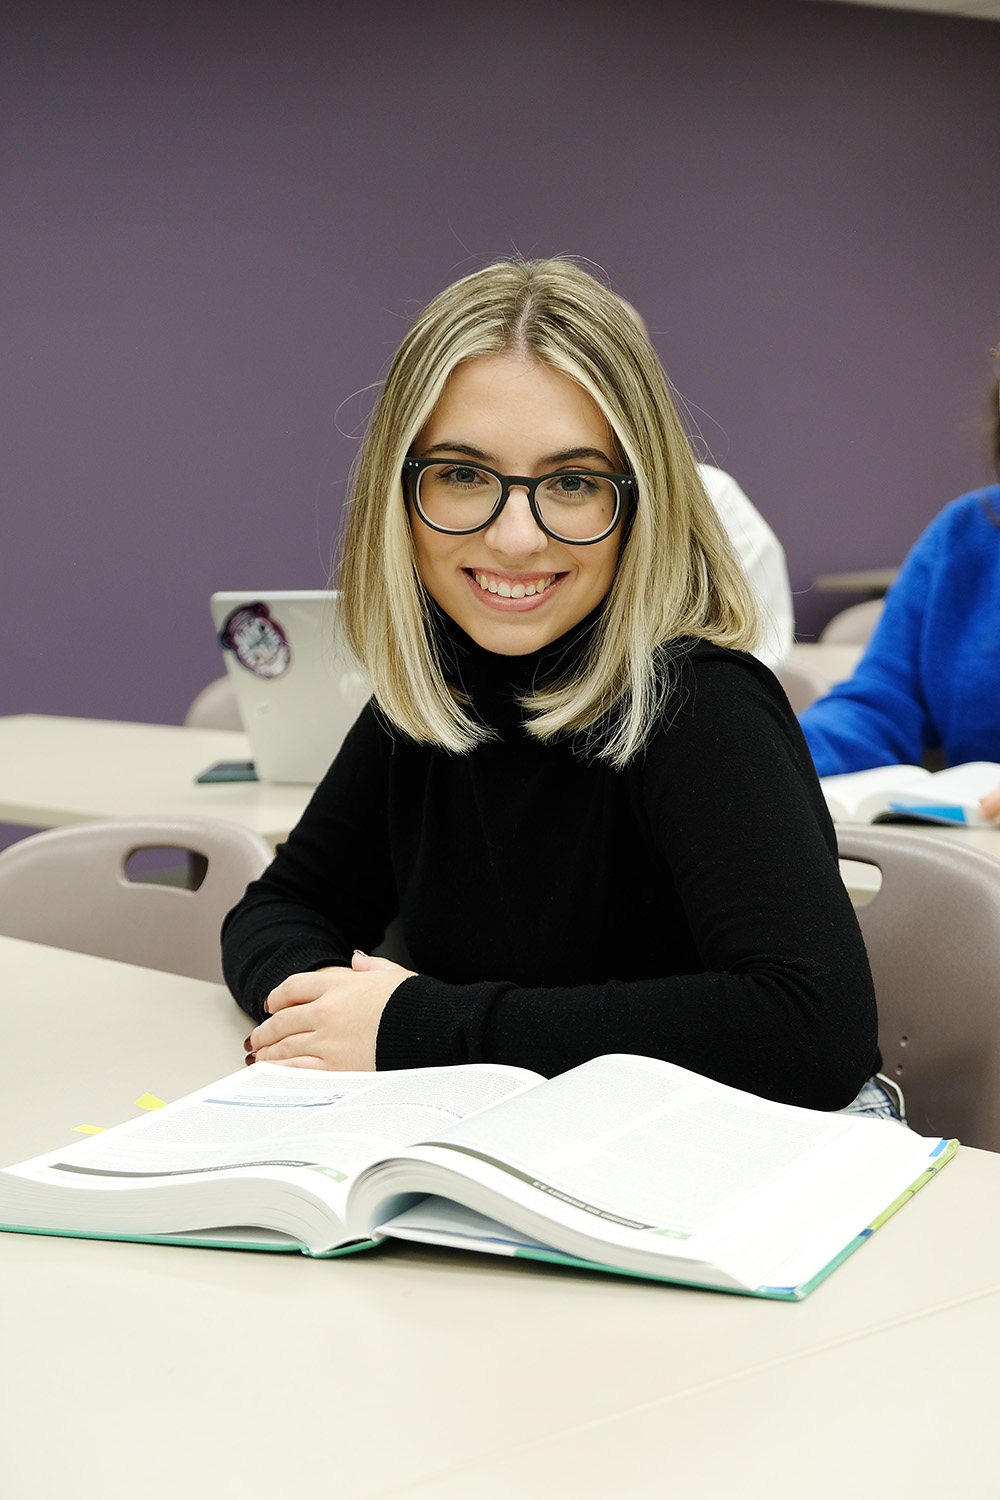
[
  {"xmin": 820, "ymin": 598, "xmax": 884, "ymax": 646},
  {"xmin": 837, "ymin": 824, "xmax": 1000, "ymax": 1150},
  {"xmin": 0, "ymin": 817, "xmax": 272, "ymax": 984},
  {"xmin": 184, "ymin": 675, "xmax": 243, "ymax": 730},
  {"xmin": 773, "ymin": 658, "xmax": 830, "ymax": 715}
]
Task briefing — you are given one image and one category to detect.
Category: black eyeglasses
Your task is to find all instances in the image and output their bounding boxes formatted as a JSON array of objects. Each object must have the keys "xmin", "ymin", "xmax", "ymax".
[{"xmin": 403, "ymin": 456, "xmax": 636, "ymax": 545}]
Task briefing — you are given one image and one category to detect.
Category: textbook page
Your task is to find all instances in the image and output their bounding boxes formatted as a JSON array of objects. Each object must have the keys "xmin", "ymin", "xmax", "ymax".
[
  {"xmin": 362, "ymin": 1054, "xmax": 946, "ymax": 1290},
  {"xmin": 0, "ymin": 1062, "xmax": 542, "ymax": 1249},
  {"xmin": 421, "ymin": 1054, "xmax": 859, "ymax": 1236},
  {"xmin": 820, "ymin": 765, "xmax": 927, "ymax": 822},
  {"xmin": 821, "ymin": 761, "xmax": 1000, "ymax": 824},
  {"xmin": 375, "ymin": 1121, "xmax": 949, "ymax": 1291},
  {"xmin": 887, "ymin": 761, "xmax": 1000, "ymax": 823}
]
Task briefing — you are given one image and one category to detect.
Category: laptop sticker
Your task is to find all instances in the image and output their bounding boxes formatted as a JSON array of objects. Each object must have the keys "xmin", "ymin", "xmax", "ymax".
[{"xmin": 218, "ymin": 602, "xmax": 291, "ymax": 678}]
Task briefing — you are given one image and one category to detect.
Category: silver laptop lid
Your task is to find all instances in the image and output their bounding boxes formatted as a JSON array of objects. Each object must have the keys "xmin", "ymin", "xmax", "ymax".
[{"xmin": 210, "ymin": 591, "xmax": 370, "ymax": 783}]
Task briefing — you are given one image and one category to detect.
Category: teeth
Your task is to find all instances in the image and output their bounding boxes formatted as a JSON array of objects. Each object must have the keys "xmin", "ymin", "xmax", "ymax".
[{"xmin": 474, "ymin": 572, "xmax": 555, "ymax": 598}]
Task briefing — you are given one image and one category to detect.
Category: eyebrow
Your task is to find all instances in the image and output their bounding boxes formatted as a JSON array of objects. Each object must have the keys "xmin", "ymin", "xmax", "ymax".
[{"xmin": 421, "ymin": 442, "xmax": 617, "ymax": 469}]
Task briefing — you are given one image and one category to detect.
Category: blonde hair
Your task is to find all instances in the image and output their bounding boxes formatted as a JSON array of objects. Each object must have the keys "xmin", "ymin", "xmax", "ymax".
[{"xmin": 338, "ymin": 257, "xmax": 761, "ymax": 767}]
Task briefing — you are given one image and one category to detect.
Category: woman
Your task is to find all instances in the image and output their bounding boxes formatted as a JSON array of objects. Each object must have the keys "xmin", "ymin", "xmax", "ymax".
[
  {"xmin": 800, "ymin": 377, "xmax": 1000, "ymax": 823},
  {"xmin": 225, "ymin": 258, "xmax": 880, "ymax": 1112}
]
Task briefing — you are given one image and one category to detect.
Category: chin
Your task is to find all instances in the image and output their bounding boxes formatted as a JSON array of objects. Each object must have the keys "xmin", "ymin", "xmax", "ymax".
[{"xmin": 459, "ymin": 618, "xmax": 557, "ymax": 656}]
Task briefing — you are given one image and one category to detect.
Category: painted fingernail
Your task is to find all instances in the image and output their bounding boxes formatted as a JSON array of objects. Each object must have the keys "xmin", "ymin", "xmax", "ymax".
[
  {"xmin": 243, "ymin": 1035, "xmax": 254, "ymax": 1053},
  {"xmin": 245, "ymin": 1053, "xmax": 256, "ymax": 1066}
]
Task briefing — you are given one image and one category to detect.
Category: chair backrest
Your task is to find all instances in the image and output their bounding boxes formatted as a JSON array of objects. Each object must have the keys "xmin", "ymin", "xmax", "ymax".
[
  {"xmin": 837, "ymin": 824, "xmax": 1000, "ymax": 1149},
  {"xmin": 773, "ymin": 658, "xmax": 830, "ymax": 715},
  {"xmin": 0, "ymin": 818, "xmax": 273, "ymax": 983},
  {"xmin": 184, "ymin": 676, "xmax": 243, "ymax": 730},
  {"xmin": 819, "ymin": 598, "xmax": 885, "ymax": 646}
]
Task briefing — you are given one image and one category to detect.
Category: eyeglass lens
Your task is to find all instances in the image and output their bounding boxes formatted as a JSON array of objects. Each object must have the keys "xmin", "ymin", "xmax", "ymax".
[{"xmin": 416, "ymin": 463, "xmax": 619, "ymax": 542}]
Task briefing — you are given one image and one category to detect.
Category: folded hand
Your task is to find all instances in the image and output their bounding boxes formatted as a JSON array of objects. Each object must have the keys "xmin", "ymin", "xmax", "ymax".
[{"xmin": 247, "ymin": 951, "xmax": 416, "ymax": 1071}]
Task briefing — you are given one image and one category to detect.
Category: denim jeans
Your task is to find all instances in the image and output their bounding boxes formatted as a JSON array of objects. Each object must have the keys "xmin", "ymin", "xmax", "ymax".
[{"xmin": 837, "ymin": 1074, "xmax": 907, "ymax": 1124}]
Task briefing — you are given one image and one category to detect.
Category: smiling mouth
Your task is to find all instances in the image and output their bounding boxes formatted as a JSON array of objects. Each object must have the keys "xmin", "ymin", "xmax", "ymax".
[{"xmin": 468, "ymin": 570, "xmax": 561, "ymax": 599}]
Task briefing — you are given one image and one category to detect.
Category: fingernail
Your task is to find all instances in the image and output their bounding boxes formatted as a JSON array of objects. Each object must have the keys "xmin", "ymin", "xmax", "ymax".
[
  {"xmin": 243, "ymin": 1035, "xmax": 254, "ymax": 1053},
  {"xmin": 353, "ymin": 948, "xmax": 367, "ymax": 957},
  {"xmin": 245, "ymin": 1053, "xmax": 256, "ymax": 1066}
]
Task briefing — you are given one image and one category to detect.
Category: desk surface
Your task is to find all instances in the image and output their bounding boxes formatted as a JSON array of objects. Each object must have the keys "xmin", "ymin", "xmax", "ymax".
[
  {"xmin": 0, "ymin": 714, "xmax": 313, "ymax": 847},
  {"xmin": 812, "ymin": 565, "xmax": 899, "ymax": 596},
  {"xmin": 1, "ymin": 662, "xmax": 864, "ymax": 851},
  {"xmin": 788, "ymin": 640, "xmax": 863, "ymax": 686},
  {"xmin": 2, "ymin": 936, "xmax": 998, "ymax": 1498}
]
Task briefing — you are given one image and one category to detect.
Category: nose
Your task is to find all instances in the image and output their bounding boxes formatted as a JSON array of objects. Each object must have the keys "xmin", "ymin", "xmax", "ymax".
[{"xmin": 482, "ymin": 486, "xmax": 548, "ymax": 558}]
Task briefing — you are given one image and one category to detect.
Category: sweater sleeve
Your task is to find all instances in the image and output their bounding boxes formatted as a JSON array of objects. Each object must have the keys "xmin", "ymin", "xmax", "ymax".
[
  {"xmin": 798, "ymin": 520, "xmax": 941, "ymax": 775},
  {"xmin": 377, "ymin": 656, "xmax": 878, "ymax": 1110},
  {"xmin": 221, "ymin": 703, "xmax": 399, "ymax": 1022}
]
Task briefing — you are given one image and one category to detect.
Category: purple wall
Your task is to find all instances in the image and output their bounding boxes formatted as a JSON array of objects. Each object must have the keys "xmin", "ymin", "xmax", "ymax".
[{"xmin": 4, "ymin": 0, "xmax": 1000, "ymax": 729}]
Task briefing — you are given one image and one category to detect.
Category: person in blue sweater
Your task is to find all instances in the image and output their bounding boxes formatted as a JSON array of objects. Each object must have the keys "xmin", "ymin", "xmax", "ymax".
[{"xmin": 800, "ymin": 381, "xmax": 1000, "ymax": 824}]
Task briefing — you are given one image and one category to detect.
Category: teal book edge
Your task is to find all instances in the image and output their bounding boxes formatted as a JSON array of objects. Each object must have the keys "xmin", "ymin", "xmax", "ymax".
[{"xmin": 0, "ymin": 1222, "xmax": 379, "ymax": 1258}]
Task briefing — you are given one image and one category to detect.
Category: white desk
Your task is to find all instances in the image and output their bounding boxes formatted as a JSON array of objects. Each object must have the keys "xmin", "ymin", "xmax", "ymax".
[
  {"xmin": 0, "ymin": 714, "xmax": 313, "ymax": 848},
  {"xmin": 788, "ymin": 640, "xmax": 863, "ymax": 688},
  {"xmin": 813, "ymin": 565, "xmax": 899, "ymax": 596},
  {"xmin": 1, "ymin": 665, "xmax": 860, "ymax": 853},
  {"xmin": 2, "ymin": 936, "xmax": 999, "ymax": 1498},
  {"xmin": 0, "ymin": 668, "xmax": 861, "ymax": 850}
]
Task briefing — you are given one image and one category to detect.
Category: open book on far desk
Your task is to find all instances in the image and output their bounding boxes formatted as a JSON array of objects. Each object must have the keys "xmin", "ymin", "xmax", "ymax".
[
  {"xmin": 0, "ymin": 1055, "xmax": 954, "ymax": 1301},
  {"xmin": 820, "ymin": 761, "xmax": 1000, "ymax": 826}
]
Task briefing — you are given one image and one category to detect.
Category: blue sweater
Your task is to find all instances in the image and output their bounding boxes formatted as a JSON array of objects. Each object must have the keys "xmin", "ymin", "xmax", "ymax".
[{"xmin": 800, "ymin": 487, "xmax": 1000, "ymax": 776}]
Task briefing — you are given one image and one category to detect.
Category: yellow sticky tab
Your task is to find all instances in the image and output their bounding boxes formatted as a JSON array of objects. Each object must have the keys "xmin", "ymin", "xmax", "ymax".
[
  {"xmin": 134, "ymin": 1093, "xmax": 167, "ymax": 1111},
  {"xmin": 73, "ymin": 1125, "xmax": 107, "ymax": 1135}
]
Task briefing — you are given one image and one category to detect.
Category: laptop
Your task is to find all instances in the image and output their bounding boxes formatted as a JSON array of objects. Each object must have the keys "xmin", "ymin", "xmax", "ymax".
[{"xmin": 209, "ymin": 591, "xmax": 371, "ymax": 783}]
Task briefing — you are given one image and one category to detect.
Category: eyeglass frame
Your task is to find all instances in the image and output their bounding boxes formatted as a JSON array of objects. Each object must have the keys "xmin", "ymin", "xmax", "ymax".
[{"xmin": 402, "ymin": 455, "xmax": 637, "ymax": 546}]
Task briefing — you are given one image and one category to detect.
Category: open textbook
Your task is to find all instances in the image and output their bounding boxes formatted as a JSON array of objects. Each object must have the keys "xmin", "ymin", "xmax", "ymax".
[
  {"xmin": 0, "ymin": 1055, "xmax": 954, "ymax": 1300},
  {"xmin": 820, "ymin": 761, "xmax": 1000, "ymax": 825}
]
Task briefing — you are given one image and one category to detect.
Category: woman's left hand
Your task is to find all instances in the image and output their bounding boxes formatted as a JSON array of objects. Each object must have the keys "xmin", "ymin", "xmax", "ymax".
[{"xmin": 247, "ymin": 951, "xmax": 416, "ymax": 1071}]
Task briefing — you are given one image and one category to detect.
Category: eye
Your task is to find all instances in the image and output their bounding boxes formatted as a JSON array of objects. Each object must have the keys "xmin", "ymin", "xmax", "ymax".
[
  {"xmin": 545, "ymin": 472, "xmax": 600, "ymax": 499},
  {"xmin": 438, "ymin": 465, "xmax": 489, "ymax": 488}
]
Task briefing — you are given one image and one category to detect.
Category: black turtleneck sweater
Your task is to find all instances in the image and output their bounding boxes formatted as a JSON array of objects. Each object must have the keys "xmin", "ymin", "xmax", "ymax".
[{"xmin": 222, "ymin": 629, "xmax": 878, "ymax": 1110}]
